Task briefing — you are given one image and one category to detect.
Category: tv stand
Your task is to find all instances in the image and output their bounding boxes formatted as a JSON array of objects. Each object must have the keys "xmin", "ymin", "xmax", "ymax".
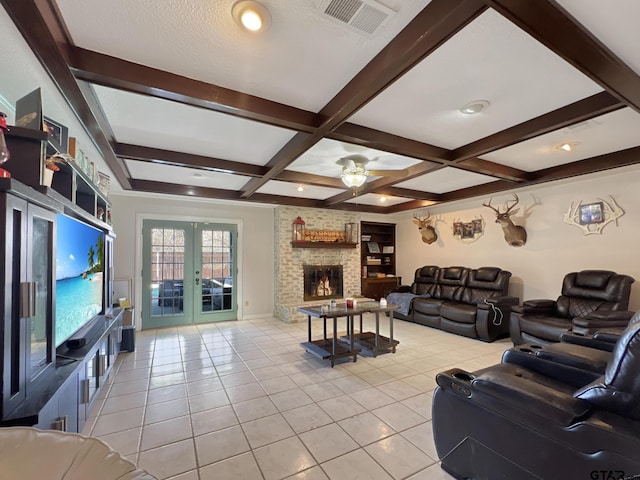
[{"xmin": 1, "ymin": 310, "xmax": 123, "ymax": 432}]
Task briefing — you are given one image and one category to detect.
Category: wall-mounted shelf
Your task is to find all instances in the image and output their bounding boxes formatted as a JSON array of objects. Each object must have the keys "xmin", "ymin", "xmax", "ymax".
[
  {"xmin": 291, "ymin": 241, "xmax": 357, "ymax": 249},
  {"xmin": 4, "ymin": 126, "xmax": 110, "ymax": 223}
]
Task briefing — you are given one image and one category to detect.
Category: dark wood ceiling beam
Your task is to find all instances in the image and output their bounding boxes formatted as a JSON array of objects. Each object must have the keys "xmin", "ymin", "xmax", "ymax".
[
  {"xmin": 273, "ymin": 170, "xmax": 346, "ymax": 189},
  {"xmin": 329, "ymin": 123, "xmax": 451, "ymax": 162},
  {"xmin": 455, "ymin": 159, "xmax": 529, "ymax": 182},
  {"xmin": 128, "ymin": 179, "xmax": 386, "ymax": 212},
  {"xmin": 383, "ymin": 187, "xmax": 441, "ymax": 202},
  {"xmin": 115, "ymin": 143, "xmax": 268, "ymax": 177},
  {"xmin": 1, "ymin": 0, "xmax": 131, "ymax": 188},
  {"xmin": 527, "ymin": 146, "xmax": 640, "ymax": 184},
  {"xmin": 486, "ymin": 0, "xmax": 640, "ymax": 113},
  {"xmin": 240, "ymin": 0, "xmax": 487, "ymax": 198},
  {"xmin": 451, "ymin": 91, "xmax": 625, "ymax": 161},
  {"xmin": 439, "ymin": 179, "xmax": 517, "ymax": 203},
  {"xmin": 68, "ymin": 47, "xmax": 319, "ymax": 133},
  {"xmin": 385, "ymin": 199, "xmax": 444, "ymax": 214}
]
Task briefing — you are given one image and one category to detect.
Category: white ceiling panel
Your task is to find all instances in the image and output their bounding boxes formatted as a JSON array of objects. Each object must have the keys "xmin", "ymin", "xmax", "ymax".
[
  {"xmin": 93, "ymin": 85, "xmax": 296, "ymax": 165},
  {"xmin": 480, "ymin": 108, "xmax": 640, "ymax": 171},
  {"xmin": 344, "ymin": 193, "xmax": 413, "ymax": 207},
  {"xmin": 125, "ymin": 160, "xmax": 249, "ymax": 190},
  {"xmin": 256, "ymin": 180, "xmax": 343, "ymax": 199},
  {"xmin": 396, "ymin": 167, "xmax": 495, "ymax": 193},
  {"xmin": 287, "ymin": 138, "xmax": 424, "ymax": 178},
  {"xmin": 350, "ymin": 8, "xmax": 602, "ymax": 149},
  {"xmin": 57, "ymin": 0, "xmax": 431, "ymax": 112},
  {"xmin": 556, "ymin": 0, "xmax": 640, "ymax": 76}
]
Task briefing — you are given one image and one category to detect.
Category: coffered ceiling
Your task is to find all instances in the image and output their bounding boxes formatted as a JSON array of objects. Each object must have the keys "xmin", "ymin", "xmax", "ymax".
[{"xmin": 2, "ymin": 0, "xmax": 640, "ymax": 213}]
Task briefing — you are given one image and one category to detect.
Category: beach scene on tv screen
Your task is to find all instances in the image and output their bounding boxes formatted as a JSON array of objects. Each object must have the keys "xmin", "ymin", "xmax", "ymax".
[{"xmin": 56, "ymin": 215, "xmax": 104, "ymax": 347}]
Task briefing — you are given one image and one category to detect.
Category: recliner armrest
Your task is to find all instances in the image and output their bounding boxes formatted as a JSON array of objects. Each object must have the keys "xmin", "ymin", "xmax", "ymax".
[
  {"xmin": 388, "ymin": 285, "xmax": 412, "ymax": 294},
  {"xmin": 572, "ymin": 310, "xmax": 634, "ymax": 336},
  {"xmin": 592, "ymin": 329, "xmax": 625, "ymax": 344},
  {"xmin": 512, "ymin": 299, "xmax": 556, "ymax": 315},
  {"xmin": 484, "ymin": 296, "xmax": 520, "ymax": 307},
  {"xmin": 560, "ymin": 332, "xmax": 616, "ymax": 352},
  {"xmin": 472, "ymin": 370, "xmax": 591, "ymax": 426}
]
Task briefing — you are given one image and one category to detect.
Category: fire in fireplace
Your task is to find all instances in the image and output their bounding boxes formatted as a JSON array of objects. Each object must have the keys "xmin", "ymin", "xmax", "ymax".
[{"xmin": 303, "ymin": 265, "xmax": 344, "ymax": 301}]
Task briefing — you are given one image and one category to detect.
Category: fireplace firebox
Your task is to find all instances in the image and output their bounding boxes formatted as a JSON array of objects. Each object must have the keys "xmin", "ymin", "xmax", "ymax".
[{"xmin": 303, "ymin": 265, "xmax": 343, "ymax": 301}]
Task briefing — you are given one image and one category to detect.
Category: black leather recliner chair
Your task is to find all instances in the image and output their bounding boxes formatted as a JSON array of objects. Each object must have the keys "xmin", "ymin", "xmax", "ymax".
[
  {"xmin": 510, "ymin": 269, "xmax": 635, "ymax": 346},
  {"xmin": 432, "ymin": 320, "xmax": 640, "ymax": 480},
  {"xmin": 503, "ymin": 310, "xmax": 640, "ymax": 381}
]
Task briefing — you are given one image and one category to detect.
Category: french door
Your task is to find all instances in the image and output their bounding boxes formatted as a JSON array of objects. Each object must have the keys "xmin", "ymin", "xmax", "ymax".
[{"xmin": 141, "ymin": 220, "xmax": 237, "ymax": 329}]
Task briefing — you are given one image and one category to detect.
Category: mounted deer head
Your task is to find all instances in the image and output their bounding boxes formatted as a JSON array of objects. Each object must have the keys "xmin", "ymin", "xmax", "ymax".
[
  {"xmin": 483, "ymin": 193, "xmax": 528, "ymax": 247},
  {"xmin": 413, "ymin": 212, "xmax": 438, "ymax": 244}
]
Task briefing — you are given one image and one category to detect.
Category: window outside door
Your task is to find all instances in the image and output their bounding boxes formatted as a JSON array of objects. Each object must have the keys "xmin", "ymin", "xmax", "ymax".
[{"xmin": 142, "ymin": 220, "xmax": 237, "ymax": 329}]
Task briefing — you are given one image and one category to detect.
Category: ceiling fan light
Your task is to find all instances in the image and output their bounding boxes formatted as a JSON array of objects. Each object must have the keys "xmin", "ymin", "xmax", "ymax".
[
  {"xmin": 341, "ymin": 172, "xmax": 367, "ymax": 188},
  {"xmin": 232, "ymin": 1, "xmax": 271, "ymax": 32}
]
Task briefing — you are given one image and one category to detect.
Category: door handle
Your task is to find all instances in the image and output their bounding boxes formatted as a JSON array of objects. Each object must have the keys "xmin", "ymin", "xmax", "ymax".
[{"xmin": 195, "ymin": 278, "xmax": 200, "ymax": 285}]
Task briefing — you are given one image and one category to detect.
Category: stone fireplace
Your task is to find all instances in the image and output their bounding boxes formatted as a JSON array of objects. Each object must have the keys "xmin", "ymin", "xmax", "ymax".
[
  {"xmin": 274, "ymin": 206, "xmax": 361, "ymax": 323},
  {"xmin": 303, "ymin": 265, "xmax": 343, "ymax": 301}
]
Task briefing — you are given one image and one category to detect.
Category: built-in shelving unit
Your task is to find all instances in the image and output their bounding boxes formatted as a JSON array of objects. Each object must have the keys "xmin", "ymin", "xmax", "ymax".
[
  {"xmin": 4, "ymin": 126, "xmax": 111, "ymax": 224},
  {"xmin": 361, "ymin": 221, "xmax": 400, "ymax": 300}
]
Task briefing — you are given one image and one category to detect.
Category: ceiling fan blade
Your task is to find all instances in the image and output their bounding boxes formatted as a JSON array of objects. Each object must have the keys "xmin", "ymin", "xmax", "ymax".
[
  {"xmin": 338, "ymin": 154, "xmax": 370, "ymax": 167},
  {"xmin": 366, "ymin": 169, "xmax": 408, "ymax": 177}
]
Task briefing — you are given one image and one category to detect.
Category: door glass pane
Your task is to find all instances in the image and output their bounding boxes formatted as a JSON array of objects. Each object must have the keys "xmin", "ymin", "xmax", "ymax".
[
  {"xmin": 201, "ymin": 229, "xmax": 233, "ymax": 312},
  {"xmin": 150, "ymin": 227, "xmax": 185, "ymax": 316},
  {"xmin": 30, "ymin": 216, "xmax": 52, "ymax": 378}
]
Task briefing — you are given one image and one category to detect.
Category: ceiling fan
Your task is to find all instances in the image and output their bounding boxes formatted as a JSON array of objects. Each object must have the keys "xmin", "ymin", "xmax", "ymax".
[{"xmin": 337, "ymin": 154, "xmax": 409, "ymax": 188}]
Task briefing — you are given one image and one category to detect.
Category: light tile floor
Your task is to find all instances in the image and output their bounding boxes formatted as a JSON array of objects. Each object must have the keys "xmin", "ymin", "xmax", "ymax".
[{"xmin": 82, "ymin": 315, "xmax": 511, "ymax": 480}]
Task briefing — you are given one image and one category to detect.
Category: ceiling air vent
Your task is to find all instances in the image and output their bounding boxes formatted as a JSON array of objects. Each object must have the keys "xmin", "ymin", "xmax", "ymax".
[{"xmin": 319, "ymin": 0, "xmax": 395, "ymax": 35}]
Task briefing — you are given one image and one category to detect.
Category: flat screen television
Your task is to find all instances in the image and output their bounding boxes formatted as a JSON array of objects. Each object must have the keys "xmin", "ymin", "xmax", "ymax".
[{"xmin": 55, "ymin": 213, "xmax": 105, "ymax": 348}]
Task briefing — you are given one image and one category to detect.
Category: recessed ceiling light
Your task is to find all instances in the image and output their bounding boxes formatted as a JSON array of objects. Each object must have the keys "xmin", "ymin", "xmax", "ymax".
[
  {"xmin": 232, "ymin": 1, "xmax": 271, "ymax": 33},
  {"xmin": 379, "ymin": 196, "xmax": 387, "ymax": 203},
  {"xmin": 460, "ymin": 100, "xmax": 490, "ymax": 115},
  {"xmin": 297, "ymin": 186, "xmax": 304, "ymax": 192},
  {"xmin": 191, "ymin": 173, "xmax": 205, "ymax": 179},
  {"xmin": 557, "ymin": 142, "xmax": 577, "ymax": 152}
]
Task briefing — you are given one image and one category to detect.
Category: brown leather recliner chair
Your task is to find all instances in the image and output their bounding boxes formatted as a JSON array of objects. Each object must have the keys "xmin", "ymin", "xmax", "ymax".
[
  {"xmin": 432, "ymin": 320, "xmax": 640, "ymax": 480},
  {"xmin": 510, "ymin": 270, "xmax": 635, "ymax": 346}
]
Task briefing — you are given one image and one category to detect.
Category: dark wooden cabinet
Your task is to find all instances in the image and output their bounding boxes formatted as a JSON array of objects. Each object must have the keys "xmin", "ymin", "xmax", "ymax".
[
  {"xmin": 1, "ymin": 189, "xmax": 56, "ymax": 419},
  {"xmin": 361, "ymin": 221, "xmax": 399, "ymax": 300}
]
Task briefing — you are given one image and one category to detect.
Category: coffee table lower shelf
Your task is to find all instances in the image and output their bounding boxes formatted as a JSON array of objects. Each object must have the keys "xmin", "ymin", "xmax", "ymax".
[
  {"xmin": 300, "ymin": 339, "xmax": 361, "ymax": 367},
  {"xmin": 341, "ymin": 332, "xmax": 399, "ymax": 357}
]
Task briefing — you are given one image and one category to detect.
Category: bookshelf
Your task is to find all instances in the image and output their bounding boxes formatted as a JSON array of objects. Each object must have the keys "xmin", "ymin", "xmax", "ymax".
[{"xmin": 360, "ymin": 221, "xmax": 399, "ymax": 300}]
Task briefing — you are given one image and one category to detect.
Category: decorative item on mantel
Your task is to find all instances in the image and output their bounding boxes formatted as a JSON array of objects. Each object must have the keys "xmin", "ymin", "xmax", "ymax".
[
  {"xmin": 345, "ymin": 222, "xmax": 358, "ymax": 244},
  {"xmin": 0, "ymin": 112, "xmax": 10, "ymax": 178},
  {"xmin": 293, "ymin": 216, "xmax": 306, "ymax": 242}
]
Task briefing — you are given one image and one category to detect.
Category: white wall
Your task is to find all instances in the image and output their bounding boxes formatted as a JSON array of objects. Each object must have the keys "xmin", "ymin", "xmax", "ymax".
[
  {"xmin": 109, "ymin": 193, "xmax": 275, "ymax": 321},
  {"xmin": 392, "ymin": 163, "xmax": 640, "ymax": 311}
]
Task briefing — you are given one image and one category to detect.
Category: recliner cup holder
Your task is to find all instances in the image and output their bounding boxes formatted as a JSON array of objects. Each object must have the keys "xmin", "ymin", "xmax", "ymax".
[
  {"xmin": 452, "ymin": 372, "xmax": 475, "ymax": 382},
  {"xmin": 518, "ymin": 344, "xmax": 543, "ymax": 354}
]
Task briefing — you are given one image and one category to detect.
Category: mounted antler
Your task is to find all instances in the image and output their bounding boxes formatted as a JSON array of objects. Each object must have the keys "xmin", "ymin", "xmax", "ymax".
[
  {"xmin": 483, "ymin": 193, "xmax": 527, "ymax": 247},
  {"xmin": 412, "ymin": 211, "xmax": 437, "ymax": 244}
]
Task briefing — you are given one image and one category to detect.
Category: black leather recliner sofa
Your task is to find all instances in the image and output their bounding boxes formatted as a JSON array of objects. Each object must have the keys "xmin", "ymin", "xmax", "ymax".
[
  {"xmin": 510, "ymin": 269, "xmax": 635, "ymax": 346},
  {"xmin": 432, "ymin": 319, "xmax": 640, "ymax": 480},
  {"xmin": 389, "ymin": 266, "xmax": 518, "ymax": 342}
]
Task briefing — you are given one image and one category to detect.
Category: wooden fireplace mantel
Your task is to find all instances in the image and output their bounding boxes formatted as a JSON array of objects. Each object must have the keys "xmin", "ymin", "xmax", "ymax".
[{"xmin": 291, "ymin": 241, "xmax": 357, "ymax": 249}]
